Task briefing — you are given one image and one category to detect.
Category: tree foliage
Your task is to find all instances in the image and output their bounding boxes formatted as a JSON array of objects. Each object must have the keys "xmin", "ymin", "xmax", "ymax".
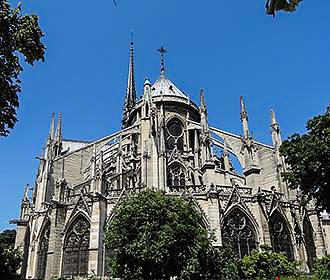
[
  {"xmin": 0, "ymin": 0, "xmax": 45, "ymax": 136},
  {"xmin": 239, "ymin": 248, "xmax": 300, "ymax": 280},
  {"xmin": 0, "ymin": 229, "xmax": 22, "ymax": 280},
  {"xmin": 280, "ymin": 106, "xmax": 330, "ymax": 212},
  {"xmin": 266, "ymin": 0, "xmax": 302, "ymax": 17},
  {"xmin": 104, "ymin": 190, "xmax": 240, "ymax": 280},
  {"xmin": 313, "ymin": 255, "xmax": 330, "ymax": 280}
]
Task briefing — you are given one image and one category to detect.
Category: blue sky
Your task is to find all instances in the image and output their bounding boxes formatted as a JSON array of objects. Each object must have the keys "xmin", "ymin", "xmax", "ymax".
[{"xmin": 0, "ymin": 0, "xmax": 329, "ymax": 231}]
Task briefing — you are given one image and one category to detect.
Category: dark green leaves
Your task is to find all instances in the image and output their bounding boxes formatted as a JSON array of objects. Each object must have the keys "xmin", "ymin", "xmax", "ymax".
[
  {"xmin": 104, "ymin": 190, "xmax": 239, "ymax": 280},
  {"xmin": 280, "ymin": 106, "xmax": 330, "ymax": 211},
  {"xmin": 0, "ymin": 229, "xmax": 22, "ymax": 280},
  {"xmin": 266, "ymin": 0, "xmax": 303, "ymax": 17},
  {"xmin": 0, "ymin": 0, "xmax": 45, "ymax": 136}
]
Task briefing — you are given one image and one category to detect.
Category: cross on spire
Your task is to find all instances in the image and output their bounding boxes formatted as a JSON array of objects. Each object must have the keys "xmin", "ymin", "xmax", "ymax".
[{"xmin": 157, "ymin": 46, "xmax": 167, "ymax": 78}]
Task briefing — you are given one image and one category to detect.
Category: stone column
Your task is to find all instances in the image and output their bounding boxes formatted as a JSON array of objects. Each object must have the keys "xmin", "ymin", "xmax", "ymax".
[
  {"xmin": 310, "ymin": 213, "xmax": 326, "ymax": 258},
  {"xmin": 88, "ymin": 195, "xmax": 106, "ymax": 275},
  {"xmin": 46, "ymin": 203, "xmax": 66, "ymax": 279},
  {"xmin": 207, "ymin": 194, "xmax": 222, "ymax": 246}
]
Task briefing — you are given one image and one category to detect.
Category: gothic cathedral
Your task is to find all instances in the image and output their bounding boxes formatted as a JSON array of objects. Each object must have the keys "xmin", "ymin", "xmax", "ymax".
[{"xmin": 12, "ymin": 41, "xmax": 329, "ymax": 279}]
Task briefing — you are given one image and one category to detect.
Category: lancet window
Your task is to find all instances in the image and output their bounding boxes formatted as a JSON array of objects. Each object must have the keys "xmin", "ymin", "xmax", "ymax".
[
  {"xmin": 269, "ymin": 211, "xmax": 294, "ymax": 260},
  {"xmin": 222, "ymin": 208, "xmax": 257, "ymax": 258},
  {"xmin": 166, "ymin": 118, "xmax": 184, "ymax": 151},
  {"xmin": 36, "ymin": 222, "xmax": 50, "ymax": 279},
  {"xmin": 167, "ymin": 163, "xmax": 185, "ymax": 187},
  {"xmin": 62, "ymin": 216, "xmax": 90, "ymax": 277},
  {"xmin": 303, "ymin": 217, "xmax": 316, "ymax": 271}
]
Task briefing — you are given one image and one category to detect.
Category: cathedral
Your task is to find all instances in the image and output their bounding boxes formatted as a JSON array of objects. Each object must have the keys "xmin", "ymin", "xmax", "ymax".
[{"xmin": 12, "ymin": 41, "xmax": 330, "ymax": 279}]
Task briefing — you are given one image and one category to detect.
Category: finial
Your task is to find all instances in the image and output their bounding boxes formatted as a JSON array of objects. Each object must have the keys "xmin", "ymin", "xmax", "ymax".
[
  {"xmin": 157, "ymin": 46, "xmax": 167, "ymax": 78},
  {"xmin": 270, "ymin": 109, "xmax": 277, "ymax": 126},
  {"xmin": 200, "ymin": 89, "xmax": 207, "ymax": 111},
  {"xmin": 130, "ymin": 30, "xmax": 134, "ymax": 46},
  {"xmin": 48, "ymin": 112, "xmax": 55, "ymax": 142},
  {"xmin": 240, "ymin": 96, "xmax": 248, "ymax": 122},
  {"xmin": 240, "ymin": 96, "xmax": 249, "ymax": 138},
  {"xmin": 55, "ymin": 112, "xmax": 62, "ymax": 143},
  {"xmin": 24, "ymin": 184, "xmax": 29, "ymax": 201}
]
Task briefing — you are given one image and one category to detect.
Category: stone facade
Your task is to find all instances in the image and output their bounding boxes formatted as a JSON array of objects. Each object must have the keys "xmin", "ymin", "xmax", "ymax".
[{"xmin": 12, "ymin": 42, "xmax": 329, "ymax": 279}]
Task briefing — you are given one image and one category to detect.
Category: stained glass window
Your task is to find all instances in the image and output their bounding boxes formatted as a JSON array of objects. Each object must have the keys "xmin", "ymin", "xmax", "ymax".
[
  {"xmin": 167, "ymin": 163, "xmax": 185, "ymax": 187},
  {"xmin": 269, "ymin": 211, "xmax": 294, "ymax": 260},
  {"xmin": 303, "ymin": 217, "xmax": 316, "ymax": 271},
  {"xmin": 36, "ymin": 222, "xmax": 50, "ymax": 279},
  {"xmin": 222, "ymin": 208, "xmax": 257, "ymax": 258},
  {"xmin": 62, "ymin": 216, "xmax": 90, "ymax": 277},
  {"xmin": 166, "ymin": 118, "xmax": 184, "ymax": 151}
]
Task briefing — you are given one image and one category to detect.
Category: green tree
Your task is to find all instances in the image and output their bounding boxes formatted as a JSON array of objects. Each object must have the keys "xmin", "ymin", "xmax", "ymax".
[
  {"xmin": 266, "ymin": 0, "xmax": 302, "ymax": 17},
  {"xmin": 280, "ymin": 106, "xmax": 330, "ymax": 212},
  {"xmin": 240, "ymin": 248, "xmax": 300, "ymax": 280},
  {"xmin": 104, "ymin": 190, "xmax": 239, "ymax": 280},
  {"xmin": 0, "ymin": 229, "xmax": 22, "ymax": 280},
  {"xmin": 0, "ymin": 0, "xmax": 45, "ymax": 136},
  {"xmin": 313, "ymin": 255, "xmax": 330, "ymax": 280}
]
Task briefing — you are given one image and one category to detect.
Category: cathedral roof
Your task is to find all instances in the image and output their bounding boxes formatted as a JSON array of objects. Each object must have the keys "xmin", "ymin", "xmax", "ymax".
[{"xmin": 151, "ymin": 77, "xmax": 188, "ymax": 99}]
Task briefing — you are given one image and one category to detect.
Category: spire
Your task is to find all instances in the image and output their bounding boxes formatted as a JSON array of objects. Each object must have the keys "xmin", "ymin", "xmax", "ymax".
[
  {"xmin": 270, "ymin": 109, "xmax": 282, "ymax": 147},
  {"xmin": 55, "ymin": 112, "xmax": 62, "ymax": 144},
  {"xmin": 200, "ymin": 89, "xmax": 207, "ymax": 112},
  {"xmin": 271, "ymin": 109, "xmax": 278, "ymax": 127},
  {"xmin": 47, "ymin": 112, "xmax": 55, "ymax": 143},
  {"xmin": 122, "ymin": 36, "xmax": 137, "ymax": 127},
  {"xmin": 23, "ymin": 184, "xmax": 29, "ymax": 201},
  {"xmin": 240, "ymin": 96, "xmax": 249, "ymax": 138},
  {"xmin": 54, "ymin": 112, "xmax": 62, "ymax": 157},
  {"xmin": 157, "ymin": 46, "xmax": 167, "ymax": 79}
]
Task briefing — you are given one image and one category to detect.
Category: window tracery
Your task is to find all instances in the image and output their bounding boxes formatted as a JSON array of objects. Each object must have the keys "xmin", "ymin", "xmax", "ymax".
[
  {"xmin": 166, "ymin": 118, "xmax": 184, "ymax": 151},
  {"xmin": 167, "ymin": 163, "xmax": 185, "ymax": 187},
  {"xmin": 303, "ymin": 217, "xmax": 316, "ymax": 271},
  {"xmin": 36, "ymin": 222, "xmax": 50, "ymax": 279},
  {"xmin": 269, "ymin": 211, "xmax": 294, "ymax": 260},
  {"xmin": 62, "ymin": 216, "xmax": 90, "ymax": 277},
  {"xmin": 222, "ymin": 208, "xmax": 257, "ymax": 258}
]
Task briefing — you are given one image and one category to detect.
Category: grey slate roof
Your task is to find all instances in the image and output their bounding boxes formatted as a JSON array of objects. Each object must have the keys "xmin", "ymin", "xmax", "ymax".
[{"xmin": 152, "ymin": 77, "xmax": 188, "ymax": 99}]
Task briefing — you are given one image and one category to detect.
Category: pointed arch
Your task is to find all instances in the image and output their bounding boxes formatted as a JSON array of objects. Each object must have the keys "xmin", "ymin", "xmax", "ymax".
[
  {"xmin": 303, "ymin": 215, "xmax": 316, "ymax": 271},
  {"xmin": 63, "ymin": 210, "xmax": 91, "ymax": 237},
  {"xmin": 167, "ymin": 162, "xmax": 186, "ymax": 187},
  {"xmin": 269, "ymin": 210, "xmax": 294, "ymax": 260},
  {"xmin": 222, "ymin": 206, "xmax": 258, "ymax": 258},
  {"xmin": 165, "ymin": 117, "xmax": 185, "ymax": 152},
  {"xmin": 36, "ymin": 220, "xmax": 51, "ymax": 279},
  {"xmin": 62, "ymin": 215, "xmax": 90, "ymax": 277}
]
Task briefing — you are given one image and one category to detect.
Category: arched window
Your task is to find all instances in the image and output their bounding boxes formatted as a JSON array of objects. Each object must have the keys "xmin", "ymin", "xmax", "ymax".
[
  {"xmin": 62, "ymin": 216, "xmax": 90, "ymax": 277},
  {"xmin": 36, "ymin": 222, "xmax": 50, "ymax": 279},
  {"xmin": 166, "ymin": 118, "xmax": 184, "ymax": 151},
  {"xmin": 222, "ymin": 208, "xmax": 257, "ymax": 258},
  {"xmin": 269, "ymin": 211, "xmax": 294, "ymax": 260},
  {"xmin": 167, "ymin": 163, "xmax": 185, "ymax": 187},
  {"xmin": 303, "ymin": 217, "xmax": 316, "ymax": 271}
]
